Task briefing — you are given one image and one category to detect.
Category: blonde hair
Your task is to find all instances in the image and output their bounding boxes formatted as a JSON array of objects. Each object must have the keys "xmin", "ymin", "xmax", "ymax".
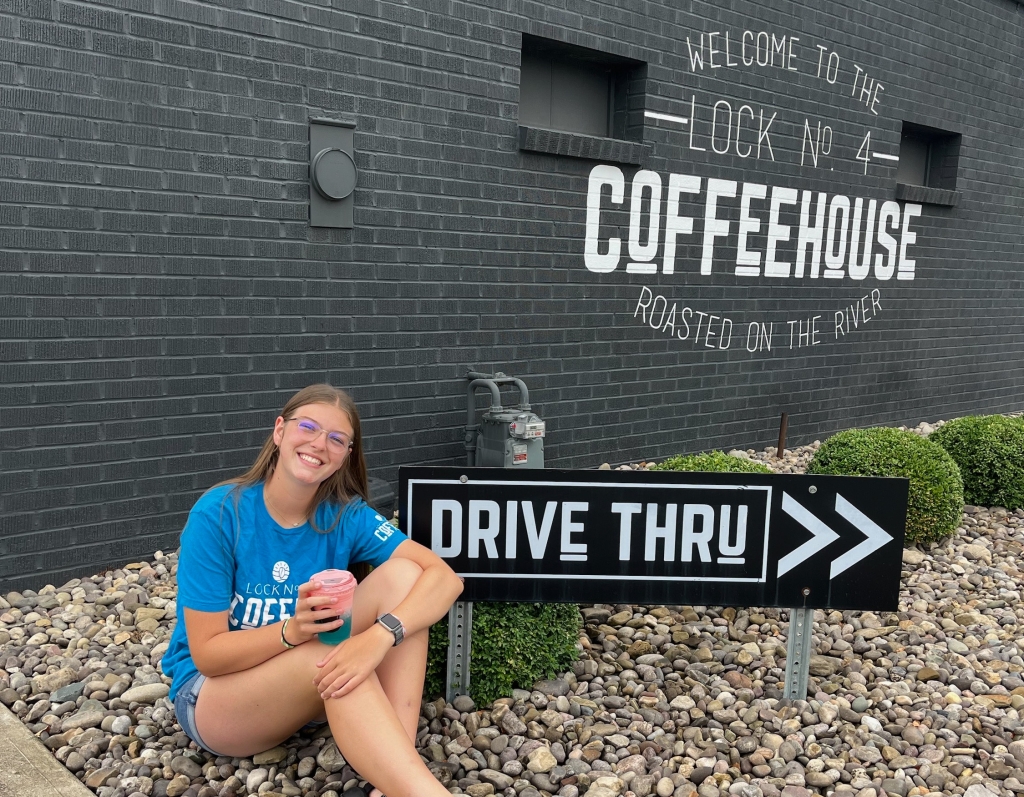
[{"xmin": 218, "ymin": 384, "xmax": 369, "ymax": 532}]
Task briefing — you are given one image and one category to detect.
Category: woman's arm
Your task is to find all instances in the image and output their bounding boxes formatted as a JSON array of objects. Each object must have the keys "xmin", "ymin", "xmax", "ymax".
[
  {"xmin": 380, "ymin": 539, "xmax": 465, "ymax": 634},
  {"xmin": 311, "ymin": 540, "xmax": 463, "ymax": 698},
  {"xmin": 184, "ymin": 609, "xmax": 289, "ymax": 677},
  {"xmin": 185, "ymin": 582, "xmax": 344, "ymax": 677}
]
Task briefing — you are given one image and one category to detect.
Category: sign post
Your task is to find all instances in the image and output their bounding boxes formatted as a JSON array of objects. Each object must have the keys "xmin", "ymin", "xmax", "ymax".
[
  {"xmin": 403, "ymin": 467, "xmax": 908, "ymax": 698},
  {"xmin": 445, "ymin": 599, "xmax": 472, "ymax": 702},
  {"xmin": 783, "ymin": 607, "xmax": 815, "ymax": 699}
]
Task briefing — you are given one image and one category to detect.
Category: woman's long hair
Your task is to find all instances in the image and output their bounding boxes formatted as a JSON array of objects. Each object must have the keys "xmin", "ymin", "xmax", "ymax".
[{"xmin": 218, "ymin": 383, "xmax": 370, "ymax": 533}]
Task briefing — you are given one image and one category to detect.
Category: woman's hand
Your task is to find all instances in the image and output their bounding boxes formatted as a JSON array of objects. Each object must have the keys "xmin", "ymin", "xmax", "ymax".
[
  {"xmin": 313, "ymin": 624, "xmax": 393, "ymax": 699},
  {"xmin": 285, "ymin": 580, "xmax": 346, "ymax": 645}
]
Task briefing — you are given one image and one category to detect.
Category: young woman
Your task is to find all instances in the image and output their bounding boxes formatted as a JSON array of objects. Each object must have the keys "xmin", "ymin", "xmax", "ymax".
[{"xmin": 162, "ymin": 384, "xmax": 464, "ymax": 797}]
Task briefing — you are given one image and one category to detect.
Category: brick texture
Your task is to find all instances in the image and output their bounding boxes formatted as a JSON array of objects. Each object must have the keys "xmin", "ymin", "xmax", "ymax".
[{"xmin": 1, "ymin": 0, "xmax": 1023, "ymax": 589}]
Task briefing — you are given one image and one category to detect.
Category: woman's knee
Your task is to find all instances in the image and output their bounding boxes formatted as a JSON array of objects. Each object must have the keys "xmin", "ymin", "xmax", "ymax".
[
  {"xmin": 370, "ymin": 557, "xmax": 423, "ymax": 592},
  {"xmin": 355, "ymin": 558, "xmax": 422, "ymax": 615}
]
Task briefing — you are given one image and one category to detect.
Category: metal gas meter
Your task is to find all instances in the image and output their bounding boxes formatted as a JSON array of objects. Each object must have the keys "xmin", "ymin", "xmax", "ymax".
[
  {"xmin": 464, "ymin": 370, "xmax": 545, "ymax": 468},
  {"xmin": 447, "ymin": 370, "xmax": 547, "ymax": 700}
]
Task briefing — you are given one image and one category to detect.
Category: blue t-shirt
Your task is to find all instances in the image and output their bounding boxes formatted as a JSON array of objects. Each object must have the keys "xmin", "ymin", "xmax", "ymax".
[{"xmin": 162, "ymin": 483, "xmax": 406, "ymax": 700}]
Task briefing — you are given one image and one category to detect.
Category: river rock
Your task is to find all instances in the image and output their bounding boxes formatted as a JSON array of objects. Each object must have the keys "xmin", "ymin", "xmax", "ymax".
[
  {"xmin": 171, "ymin": 755, "xmax": 202, "ymax": 779},
  {"xmin": 51, "ymin": 682, "xmax": 87, "ymax": 703},
  {"xmin": 121, "ymin": 683, "xmax": 169, "ymax": 704},
  {"xmin": 902, "ymin": 549, "xmax": 927, "ymax": 565},
  {"xmin": 533, "ymin": 678, "xmax": 571, "ymax": 697},
  {"xmin": 254, "ymin": 746, "xmax": 289, "ymax": 765},
  {"xmin": 61, "ymin": 709, "xmax": 104, "ymax": 732},
  {"xmin": 527, "ymin": 747, "xmax": 557, "ymax": 773},
  {"xmin": 31, "ymin": 667, "xmax": 77, "ymax": 695},
  {"xmin": 245, "ymin": 768, "xmax": 269, "ymax": 792},
  {"xmin": 317, "ymin": 742, "xmax": 345, "ymax": 773},
  {"xmin": 480, "ymin": 769, "xmax": 514, "ymax": 790}
]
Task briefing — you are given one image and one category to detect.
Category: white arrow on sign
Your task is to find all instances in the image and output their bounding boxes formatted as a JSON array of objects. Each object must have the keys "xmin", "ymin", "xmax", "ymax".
[
  {"xmin": 829, "ymin": 494, "xmax": 893, "ymax": 578},
  {"xmin": 777, "ymin": 492, "xmax": 839, "ymax": 576},
  {"xmin": 777, "ymin": 492, "xmax": 896, "ymax": 579}
]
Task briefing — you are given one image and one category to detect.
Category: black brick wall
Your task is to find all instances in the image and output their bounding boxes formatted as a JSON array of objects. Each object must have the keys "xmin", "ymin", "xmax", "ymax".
[{"xmin": 1, "ymin": 0, "xmax": 1023, "ymax": 590}]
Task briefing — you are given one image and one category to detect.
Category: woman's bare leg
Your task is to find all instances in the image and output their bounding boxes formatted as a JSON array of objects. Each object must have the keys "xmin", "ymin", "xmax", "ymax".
[
  {"xmin": 192, "ymin": 639, "xmax": 334, "ymax": 755},
  {"xmin": 191, "ymin": 558, "xmax": 438, "ymax": 793},
  {"xmin": 323, "ymin": 672, "xmax": 442, "ymax": 797},
  {"xmin": 193, "ymin": 641, "xmax": 448, "ymax": 797},
  {"xmin": 346, "ymin": 558, "xmax": 429, "ymax": 741}
]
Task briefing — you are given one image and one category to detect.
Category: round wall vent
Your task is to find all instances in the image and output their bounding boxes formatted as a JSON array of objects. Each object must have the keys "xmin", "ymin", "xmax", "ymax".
[{"xmin": 311, "ymin": 147, "xmax": 357, "ymax": 200}]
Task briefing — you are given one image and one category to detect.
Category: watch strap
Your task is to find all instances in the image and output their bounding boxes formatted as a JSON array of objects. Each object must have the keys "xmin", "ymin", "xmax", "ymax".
[{"xmin": 376, "ymin": 613, "xmax": 405, "ymax": 646}]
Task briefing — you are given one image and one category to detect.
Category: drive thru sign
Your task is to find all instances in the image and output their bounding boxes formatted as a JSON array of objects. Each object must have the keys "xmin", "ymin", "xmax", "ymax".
[{"xmin": 400, "ymin": 467, "xmax": 908, "ymax": 611}]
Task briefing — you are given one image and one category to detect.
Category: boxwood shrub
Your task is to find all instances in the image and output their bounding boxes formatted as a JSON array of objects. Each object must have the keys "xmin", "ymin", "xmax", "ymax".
[
  {"xmin": 807, "ymin": 427, "xmax": 963, "ymax": 544},
  {"xmin": 425, "ymin": 602, "xmax": 581, "ymax": 707},
  {"xmin": 929, "ymin": 415, "xmax": 1024, "ymax": 510},
  {"xmin": 651, "ymin": 450, "xmax": 772, "ymax": 474}
]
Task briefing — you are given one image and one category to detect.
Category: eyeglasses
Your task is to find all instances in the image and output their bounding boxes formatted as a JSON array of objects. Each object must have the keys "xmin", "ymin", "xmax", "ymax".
[{"xmin": 286, "ymin": 417, "xmax": 353, "ymax": 453}]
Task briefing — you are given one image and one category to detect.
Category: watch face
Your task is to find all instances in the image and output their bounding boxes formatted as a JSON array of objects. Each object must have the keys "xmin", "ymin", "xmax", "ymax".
[{"xmin": 380, "ymin": 614, "xmax": 400, "ymax": 631}]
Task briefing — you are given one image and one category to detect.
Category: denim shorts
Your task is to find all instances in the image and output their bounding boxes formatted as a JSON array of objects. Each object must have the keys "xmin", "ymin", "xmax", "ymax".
[{"xmin": 173, "ymin": 672, "xmax": 226, "ymax": 756}]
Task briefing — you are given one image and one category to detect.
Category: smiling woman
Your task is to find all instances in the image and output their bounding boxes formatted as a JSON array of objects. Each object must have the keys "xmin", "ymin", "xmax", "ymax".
[{"xmin": 159, "ymin": 384, "xmax": 464, "ymax": 797}]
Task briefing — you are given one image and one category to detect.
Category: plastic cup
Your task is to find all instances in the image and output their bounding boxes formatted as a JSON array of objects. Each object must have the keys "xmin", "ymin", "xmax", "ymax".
[{"xmin": 309, "ymin": 569, "xmax": 357, "ymax": 644}]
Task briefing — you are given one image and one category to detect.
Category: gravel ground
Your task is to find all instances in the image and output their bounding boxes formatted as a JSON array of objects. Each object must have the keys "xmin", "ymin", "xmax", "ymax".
[{"xmin": 3, "ymin": 420, "xmax": 1024, "ymax": 797}]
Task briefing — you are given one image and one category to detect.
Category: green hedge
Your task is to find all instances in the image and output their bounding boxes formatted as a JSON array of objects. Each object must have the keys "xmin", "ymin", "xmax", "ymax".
[
  {"xmin": 650, "ymin": 450, "xmax": 772, "ymax": 474},
  {"xmin": 808, "ymin": 427, "xmax": 963, "ymax": 544},
  {"xmin": 929, "ymin": 415, "xmax": 1024, "ymax": 510},
  {"xmin": 425, "ymin": 602, "xmax": 581, "ymax": 707}
]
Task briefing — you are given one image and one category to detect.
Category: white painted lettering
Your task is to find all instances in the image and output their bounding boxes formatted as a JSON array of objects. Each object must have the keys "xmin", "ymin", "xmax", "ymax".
[
  {"xmin": 898, "ymin": 203, "xmax": 921, "ymax": 280},
  {"xmin": 688, "ymin": 95, "xmax": 706, "ymax": 152},
  {"xmin": 612, "ymin": 502, "xmax": 642, "ymax": 560},
  {"xmin": 662, "ymin": 174, "xmax": 700, "ymax": 275},
  {"xmin": 795, "ymin": 190, "xmax": 826, "ymax": 278},
  {"xmin": 522, "ymin": 500, "xmax": 557, "ymax": 559},
  {"xmin": 560, "ymin": 502, "xmax": 588, "ymax": 561},
  {"xmin": 757, "ymin": 110, "xmax": 776, "ymax": 160},
  {"xmin": 724, "ymin": 31, "xmax": 738, "ymax": 66},
  {"xmin": 736, "ymin": 182, "xmax": 767, "ymax": 276},
  {"xmin": 626, "ymin": 170, "xmax": 663, "ymax": 273},
  {"xmin": 504, "ymin": 500, "xmax": 517, "ymax": 558},
  {"xmin": 584, "ymin": 165, "xmax": 624, "ymax": 273},
  {"xmin": 634, "ymin": 285, "xmax": 652, "ymax": 322},
  {"xmin": 764, "ymin": 186, "xmax": 798, "ymax": 277},
  {"xmin": 735, "ymin": 105, "xmax": 754, "ymax": 157},
  {"xmin": 742, "ymin": 31, "xmax": 754, "ymax": 66},
  {"xmin": 701, "ymin": 178, "xmax": 738, "ymax": 275},
  {"xmin": 848, "ymin": 198, "xmax": 876, "ymax": 280},
  {"xmin": 875, "ymin": 201, "xmax": 900, "ymax": 279},
  {"xmin": 431, "ymin": 499, "xmax": 462, "ymax": 557},
  {"xmin": 824, "ymin": 195, "xmax": 851, "ymax": 279},
  {"xmin": 718, "ymin": 505, "xmax": 748, "ymax": 557},
  {"xmin": 468, "ymin": 499, "xmax": 500, "ymax": 559},
  {"xmin": 711, "ymin": 100, "xmax": 732, "ymax": 154},
  {"xmin": 645, "ymin": 503, "xmax": 677, "ymax": 561},
  {"xmin": 686, "ymin": 35, "xmax": 705, "ymax": 70},
  {"xmin": 681, "ymin": 504, "xmax": 715, "ymax": 562},
  {"xmin": 707, "ymin": 32, "xmax": 721, "ymax": 68}
]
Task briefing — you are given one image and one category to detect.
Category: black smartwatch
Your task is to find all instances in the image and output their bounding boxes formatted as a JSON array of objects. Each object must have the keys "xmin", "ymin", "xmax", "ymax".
[{"xmin": 376, "ymin": 613, "xmax": 405, "ymax": 646}]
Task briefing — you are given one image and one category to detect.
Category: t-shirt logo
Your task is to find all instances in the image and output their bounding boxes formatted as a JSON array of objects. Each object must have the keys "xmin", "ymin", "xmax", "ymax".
[
  {"xmin": 272, "ymin": 561, "xmax": 290, "ymax": 582},
  {"xmin": 374, "ymin": 521, "xmax": 395, "ymax": 542}
]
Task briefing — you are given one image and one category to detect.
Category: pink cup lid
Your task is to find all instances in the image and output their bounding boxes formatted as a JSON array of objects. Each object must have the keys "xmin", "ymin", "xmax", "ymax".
[{"xmin": 311, "ymin": 569, "xmax": 357, "ymax": 592}]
